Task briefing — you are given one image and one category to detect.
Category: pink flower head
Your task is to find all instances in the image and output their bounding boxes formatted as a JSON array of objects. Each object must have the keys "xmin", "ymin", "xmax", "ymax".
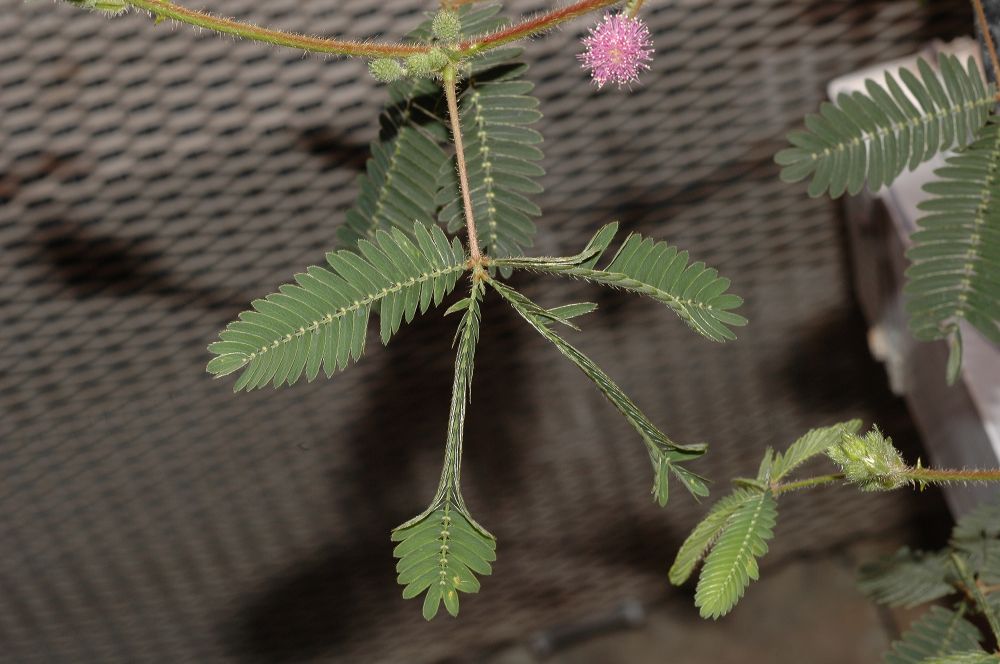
[{"xmin": 577, "ymin": 13, "xmax": 654, "ymax": 90}]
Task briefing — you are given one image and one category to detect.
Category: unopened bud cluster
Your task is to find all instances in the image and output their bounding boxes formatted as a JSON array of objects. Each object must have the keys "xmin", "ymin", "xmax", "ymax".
[
  {"xmin": 368, "ymin": 10, "xmax": 460, "ymax": 84},
  {"xmin": 827, "ymin": 427, "xmax": 909, "ymax": 491}
]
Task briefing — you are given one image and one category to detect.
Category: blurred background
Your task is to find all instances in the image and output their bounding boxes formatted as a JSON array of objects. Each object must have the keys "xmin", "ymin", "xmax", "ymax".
[{"xmin": 0, "ymin": 0, "xmax": 994, "ymax": 661}]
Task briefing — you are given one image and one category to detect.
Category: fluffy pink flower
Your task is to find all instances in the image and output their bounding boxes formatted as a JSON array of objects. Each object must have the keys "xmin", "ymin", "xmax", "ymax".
[{"xmin": 577, "ymin": 13, "xmax": 654, "ymax": 90}]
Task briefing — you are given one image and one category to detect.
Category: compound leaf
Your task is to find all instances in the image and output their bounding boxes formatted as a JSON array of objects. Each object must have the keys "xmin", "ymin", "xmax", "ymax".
[
  {"xmin": 207, "ymin": 222, "xmax": 466, "ymax": 390},
  {"xmin": 496, "ymin": 225, "xmax": 746, "ymax": 342},
  {"xmin": 694, "ymin": 490, "xmax": 777, "ymax": 619},
  {"xmin": 670, "ymin": 489, "xmax": 759, "ymax": 586},
  {"xmin": 884, "ymin": 606, "xmax": 984, "ymax": 664},
  {"xmin": 776, "ymin": 55, "xmax": 995, "ymax": 198}
]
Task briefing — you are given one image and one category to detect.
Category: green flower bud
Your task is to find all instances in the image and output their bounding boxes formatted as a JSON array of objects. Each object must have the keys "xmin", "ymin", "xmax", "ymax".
[
  {"xmin": 426, "ymin": 48, "xmax": 450, "ymax": 71},
  {"xmin": 431, "ymin": 10, "xmax": 462, "ymax": 42},
  {"xmin": 405, "ymin": 52, "xmax": 435, "ymax": 75},
  {"xmin": 368, "ymin": 58, "xmax": 407, "ymax": 83},
  {"xmin": 827, "ymin": 427, "xmax": 908, "ymax": 491}
]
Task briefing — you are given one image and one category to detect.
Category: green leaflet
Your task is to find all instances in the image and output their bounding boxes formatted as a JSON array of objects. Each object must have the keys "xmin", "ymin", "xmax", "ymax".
[
  {"xmin": 883, "ymin": 606, "xmax": 984, "ymax": 664},
  {"xmin": 768, "ymin": 419, "xmax": 862, "ymax": 481},
  {"xmin": 776, "ymin": 54, "xmax": 995, "ymax": 198},
  {"xmin": 904, "ymin": 114, "xmax": 1000, "ymax": 382},
  {"xmin": 437, "ymin": 42, "xmax": 544, "ymax": 260},
  {"xmin": 490, "ymin": 279, "xmax": 707, "ymax": 506},
  {"xmin": 495, "ymin": 223, "xmax": 747, "ymax": 342},
  {"xmin": 669, "ymin": 489, "xmax": 759, "ymax": 586},
  {"xmin": 392, "ymin": 280, "xmax": 495, "ymax": 620},
  {"xmin": 857, "ymin": 547, "xmax": 954, "ymax": 608},
  {"xmin": 206, "ymin": 222, "xmax": 466, "ymax": 390},
  {"xmin": 693, "ymin": 489, "xmax": 777, "ymax": 619}
]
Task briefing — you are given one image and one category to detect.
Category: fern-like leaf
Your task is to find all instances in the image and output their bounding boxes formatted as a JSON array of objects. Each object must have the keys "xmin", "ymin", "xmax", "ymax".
[
  {"xmin": 669, "ymin": 489, "xmax": 759, "ymax": 586},
  {"xmin": 769, "ymin": 419, "xmax": 863, "ymax": 481},
  {"xmin": 951, "ymin": 501, "xmax": 1000, "ymax": 585},
  {"xmin": 496, "ymin": 223, "xmax": 747, "ymax": 342},
  {"xmin": 437, "ymin": 42, "xmax": 544, "ymax": 259},
  {"xmin": 693, "ymin": 489, "xmax": 777, "ymax": 619},
  {"xmin": 392, "ymin": 280, "xmax": 494, "ymax": 619},
  {"xmin": 206, "ymin": 222, "xmax": 466, "ymax": 390},
  {"xmin": 884, "ymin": 606, "xmax": 984, "ymax": 664},
  {"xmin": 776, "ymin": 55, "xmax": 995, "ymax": 198},
  {"xmin": 904, "ymin": 115, "xmax": 1000, "ymax": 382},
  {"xmin": 336, "ymin": 19, "xmax": 448, "ymax": 247},
  {"xmin": 858, "ymin": 547, "xmax": 954, "ymax": 608},
  {"xmin": 392, "ymin": 503, "xmax": 496, "ymax": 620},
  {"xmin": 490, "ymin": 279, "xmax": 708, "ymax": 505}
]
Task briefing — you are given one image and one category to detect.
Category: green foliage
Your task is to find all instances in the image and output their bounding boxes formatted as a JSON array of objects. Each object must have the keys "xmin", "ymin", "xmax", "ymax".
[
  {"xmin": 437, "ymin": 51, "xmax": 544, "ymax": 260},
  {"xmin": 490, "ymin": 279, "xmax": 707, "ymax": 506},
  {"xmin": 952, "ymin": 502, "xmax": 1000, "ymax": 584},
  {"xmin": 776, "ymin": 55, "xmax": 995, "ymax": 198},
  {"xmin": 669, "ymin": 489, "xmax": 760, "ymax": 586},
  {"xmin": 369, "ymin": 58, "xmax": 408, "ymax": 83},
  {"xmin": 693, "ymin": 490, "xmax": 777, "ymax": 619},
  {"xmin": 497, "ymin": 223, "xmax": 747, "ymax": 342},
  {"xmin": 206, "ymin": 222, "xmax": 465, "ymax": 390},
  {"xmin": 827, "ymin": 426, "xmax": 909, "ymax": 491},
  {"xmin": 858, "ymin": 547, "xmax": 953, "ymax": 608},
  {"xmin": 883, "ymin": 606, "xmax": 984, "ymax": 664},
  {"xmin": 768, "ymin": 419, "xmax": 862, "ymax": 481},
  {"xmin": 904, "ymin": 115, "xmax": 1000, "ymax": 382},
  {"xmin": 392, "ymin": 504, "xmax": 496, "ymax": 620},
  {"xmin": 392, "ymin": 281, "xmax": 495, "ymax": 619}
]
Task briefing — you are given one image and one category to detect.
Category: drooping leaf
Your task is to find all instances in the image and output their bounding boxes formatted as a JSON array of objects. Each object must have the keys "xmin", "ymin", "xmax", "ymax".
[
  {"xmin": 858, "ymin": 547, "xmax": 954, "ymax": 608},
  {"xmin": 206, "ymin": 222, "xmax": 466, "ymax": 390},
  {"xmin": 904, "ymin": 115, "xmax": 1000, "ymax": 381},
  {"xmin": 776, "ymin": 55, "xmax": 995, "ymax": 198},
  {"xmin": 496, "ymin": 224, "xmax": 747, "ymax": 342},
  {"xmin": 883, "ymin": 606, "xmax": 984, "ymax": 664},
  {"xmin": 693, "ymin": 490, "xmax": 777, "ymax": 619},
  {"xmin": 490, "ymin": 279, "xmax": 707, "ymax": 505},
  {"xmin": 392, "ymin": 280, "xmax": 495, "ymax": 620},
  {"xmin": 392, "ymin": 503, "xmax": 496, "ymax": 620}
]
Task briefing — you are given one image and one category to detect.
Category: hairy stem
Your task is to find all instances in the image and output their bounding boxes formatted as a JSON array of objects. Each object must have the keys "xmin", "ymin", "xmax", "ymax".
[
  {"xmin": 461, "ymin": 0, "xmax": 623, "ymax": 55},
  {"xmin": 907, "ymin": 467, "xmax": 1000, "ymax": 483},
  {"xmin": 972, "ymin": 0, "xmax": 1000, "ymax": 100},
  {"xmin": 444, "ymin": 65, "xmax": 481, "ymax": 262},
  {"xmin": 126, "ymin": 0, "xmax": 424, "ymax": 57},
  {"xmin": 771, "ymin": 473, "xmax": 845, "ymax": 496}
]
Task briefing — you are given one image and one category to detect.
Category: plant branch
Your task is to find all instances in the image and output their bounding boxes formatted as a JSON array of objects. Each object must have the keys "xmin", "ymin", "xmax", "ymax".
[
  {"xmin": 972, "ymin": 0, "xmax": 1000, "ymax": 100},
  {"xmin": 125, "ymin": 0, "xmax": 426, "ymax": 57},
  {"xmin": 443, "ymin": 65, "xmax": 481, "ymax": 262},
  {"xmin": 907, "ymin": 467, "xmax": 1000, "ymax": 483},
  {"xmin": 460, "ymin": 0, "xmax": 623, "ymax": 55},
  {"xmin": 771, "ymin": 473, "xmax": 844, "ymax": 496}
]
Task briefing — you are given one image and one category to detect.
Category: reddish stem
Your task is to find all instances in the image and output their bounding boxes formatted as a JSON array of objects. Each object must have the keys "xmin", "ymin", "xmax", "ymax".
[{"xmin": 460, "ymin": 0, "xmax": 622, "ymax": 54}]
